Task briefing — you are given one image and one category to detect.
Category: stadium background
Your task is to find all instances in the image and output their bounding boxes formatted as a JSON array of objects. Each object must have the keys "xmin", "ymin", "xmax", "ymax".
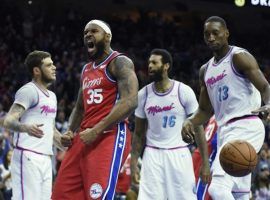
[{"xmin": 0, "ymin": 0, "xmax": 270, "ymax": 199}]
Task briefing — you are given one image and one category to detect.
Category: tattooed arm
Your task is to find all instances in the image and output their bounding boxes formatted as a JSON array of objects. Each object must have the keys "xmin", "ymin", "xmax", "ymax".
[
  {"xmin": 95, "ymin": 55, "xmax": 138, "ymax": 132},
  {"xmin": 79, "ymin": 55, "xmax": 138, "ymax": 144},
  {"xmin": 3, "ymin": 103, "xmax": 44, "ymax": 138}
]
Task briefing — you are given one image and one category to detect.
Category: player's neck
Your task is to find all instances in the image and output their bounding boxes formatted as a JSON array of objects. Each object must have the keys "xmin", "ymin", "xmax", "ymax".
[
  {"xmin": 154, "ymin": 77, "xmax": 172, "ymax": 93},
  {"xmin": 32, "ymin": 79, "xmax": 49, "ymax": 92},
  {"xmin": 94, "ymin": 48, "xmax": 113, "ymax": 66},
  {"xmin": 213, "ymin": 45, "xmax": 230, "ymax": 62}
]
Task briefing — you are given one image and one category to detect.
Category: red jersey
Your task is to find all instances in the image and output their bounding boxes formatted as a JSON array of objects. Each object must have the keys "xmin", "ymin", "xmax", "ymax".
[
  {"xmin": 80, "ymin": 51, "xmax": 123, "ymax": 130},
  {"xmin": 193, "ymin": 115, "xmax": 217, "ymax": 181}
]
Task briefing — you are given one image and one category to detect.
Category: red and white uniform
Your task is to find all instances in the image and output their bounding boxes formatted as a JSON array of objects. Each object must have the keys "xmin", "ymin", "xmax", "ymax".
[{"xmin": 52, "ymin": 51, "xmax": 131, "ymax": 200}]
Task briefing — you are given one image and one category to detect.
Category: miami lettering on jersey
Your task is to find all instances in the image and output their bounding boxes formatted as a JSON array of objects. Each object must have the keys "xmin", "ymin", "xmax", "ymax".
[
  {"xmin": 147, "ymin": 103, "xmax": 175, "ymax": 116},
  {"xmin": 206, "ymin": 70, "xmax": 227, "ymax": 88},
  {"xmin": 40, "ymin": 105, "xmax": 56, "ymax": 115}
]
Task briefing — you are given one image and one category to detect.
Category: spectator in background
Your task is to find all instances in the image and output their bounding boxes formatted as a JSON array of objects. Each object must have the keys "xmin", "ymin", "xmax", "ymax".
[
  {"xmin": 55, "ymin": 110, "xmax": 68, "ymax": 134},
  {"xmin": 253, "ymin": 163, "xmax": 270, "ymax": 200},
  {"xmin": 0, "ymin": 149, "xmax": 12, "ymax": 200}
]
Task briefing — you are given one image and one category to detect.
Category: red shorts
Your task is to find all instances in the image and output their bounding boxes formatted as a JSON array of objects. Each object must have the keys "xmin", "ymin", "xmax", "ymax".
[{"xmin": 52, "ymin": 122, "xmax": 131, "ymax": 200}]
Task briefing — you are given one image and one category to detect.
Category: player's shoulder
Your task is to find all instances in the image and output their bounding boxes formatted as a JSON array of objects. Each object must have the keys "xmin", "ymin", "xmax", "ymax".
[
  {"xmin": 138, "ymin": 84, "xmax": 150, "ymax": 96},
  {"xmin": 17, "ymin": 82, "xmax": 36, "ymax": 93},
  {"xmin": 113, "ymin": 54, "xmax": 134, "ymax": 67},
  {"xmin": 178, "ymin": 81, "xmax": 193, "ymax": 92},
  {"xmin": 232, "ymin": 46, "xmax": 251, "ymax": 58},
  {"xmin": 48, "ymin": 90, "xmax": 57, "ymax": 99}
]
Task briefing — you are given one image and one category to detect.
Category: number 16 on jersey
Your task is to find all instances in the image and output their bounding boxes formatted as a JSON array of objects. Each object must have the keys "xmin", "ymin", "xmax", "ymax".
[{"xmin": 162, "ymin": 115, "xmax": 176, "ymax": 128}]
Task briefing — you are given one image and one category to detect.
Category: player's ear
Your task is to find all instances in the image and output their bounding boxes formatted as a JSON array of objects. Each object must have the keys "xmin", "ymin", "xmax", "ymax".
[
  {"xmin": 105, "ymin": 33, "xmax": 112, "ymax": 42},
  {"xmin": 164, "ymin": 63, "xmax": 170, "ymax": 71},
  {"xmin": 225, "ymin": 29, "xmax": 229, "ymax": 39},
  {"xmin": 33, "ymin": 67, "xmax": 41, "ymax": 76}
]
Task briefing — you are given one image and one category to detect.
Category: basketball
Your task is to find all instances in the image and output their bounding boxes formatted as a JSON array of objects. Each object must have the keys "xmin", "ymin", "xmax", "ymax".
[{"xmin": 219, "ymin": 140, "xmax": 258, "ymax": 177}]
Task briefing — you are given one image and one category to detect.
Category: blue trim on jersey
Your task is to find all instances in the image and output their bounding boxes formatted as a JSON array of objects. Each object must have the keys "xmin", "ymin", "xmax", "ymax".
[
  {"xmin": 80, "ymin": 63, "xmax": 88, "ymax": 81},
  {"xmin": 196, "ymin": 133, "xmax": 217, "ymax": 200},
  {"xmin": 105, "ymin": 67, "xmax": 116, "ymax": 83},
  {"xmin": 102, "ymin": 122, "xmax": 126, "ymax": 200},
  {"xmin": 196, "ymin": 179, "xmax": 208, "ymax": 200}
]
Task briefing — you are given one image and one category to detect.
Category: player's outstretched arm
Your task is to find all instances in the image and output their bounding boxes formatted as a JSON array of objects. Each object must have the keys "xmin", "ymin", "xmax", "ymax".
[
  {"xmin": 233, "ymin": 52, "xmax": 270, "ymax": 121},
  {"xmin": 182, "ymin": 65, "xmax": 213, "ymax": 143},
  {"xmin": 131, "ymin": 117, "xmax": 147, "ymax": 185},
  {"xmin": 3, "ymin": 103, "xmax": 44, "ymax": 138}
]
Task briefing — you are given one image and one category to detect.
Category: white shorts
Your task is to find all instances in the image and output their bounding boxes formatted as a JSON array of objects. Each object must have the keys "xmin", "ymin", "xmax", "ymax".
[
  {"xmin": 211, "ymin": 117, "xmax": 265, "ymax": 194},
  {"xmin": 138, "ymin": 146, "xmax": 197, "ymax": 200},
  {"xmin": 11, "ymin": 148, "xmax": 52, "ymax": 200}
]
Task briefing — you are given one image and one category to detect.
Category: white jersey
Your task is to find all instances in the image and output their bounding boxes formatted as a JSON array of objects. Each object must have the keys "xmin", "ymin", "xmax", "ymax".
[
  {"xmin": 204, "ymin": 46, "xmax": 261, "ymax": 126},
  {"xmin": 13, "ymin": 82, "xmax": 57, "ymax": 155},
  {"xmin": 135, "ymin": 80, "xmax": 198, "ymax": 148}
]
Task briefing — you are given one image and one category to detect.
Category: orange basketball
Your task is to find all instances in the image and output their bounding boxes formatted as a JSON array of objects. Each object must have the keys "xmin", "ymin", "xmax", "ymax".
[{"xmin": 219, "ymin": 140, "xmax": 258, "ymax": 177}]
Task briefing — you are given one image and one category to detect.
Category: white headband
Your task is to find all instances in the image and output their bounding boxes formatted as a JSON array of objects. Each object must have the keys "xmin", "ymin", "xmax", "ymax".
[{"xmin": 89, "ymin": 20, "xmax": 112, "ymax": 36}]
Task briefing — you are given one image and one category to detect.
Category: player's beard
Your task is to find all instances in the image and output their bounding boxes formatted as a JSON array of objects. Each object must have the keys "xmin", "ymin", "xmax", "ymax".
[
  {"xmin": 40, "ymin": 70, "xmax": 54, "ymax": 84},
  {"xmin": 89, "ymin": 41, "xmax": 105, "ymax": 60},
  {"xmin": 149, "ymin": 67, "xmax": 163, "ymax": 82}
]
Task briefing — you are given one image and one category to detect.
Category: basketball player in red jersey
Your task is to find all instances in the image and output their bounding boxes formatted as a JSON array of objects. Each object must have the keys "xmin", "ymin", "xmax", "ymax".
[{"xmin": 52, "ymin": 20, "xmax": 138, "ymax": 200}]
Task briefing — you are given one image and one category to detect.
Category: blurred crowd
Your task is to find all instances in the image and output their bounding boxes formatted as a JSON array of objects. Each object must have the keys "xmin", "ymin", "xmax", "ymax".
[{"xmin": 0, "ymin": 2, "xmax": 270, "ymax": 200}]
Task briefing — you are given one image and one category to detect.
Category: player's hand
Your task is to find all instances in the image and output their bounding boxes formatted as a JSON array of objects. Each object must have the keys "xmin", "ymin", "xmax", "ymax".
[
  {"xmin": 79, "ymin": 128, "xmax": 99, "ymax": 145},
  {"xmin": 126, "ymin": 184, "xmax": 139, "ymax": 200},
  {"xmin": 25, "ymin": 124, "xmax": 44, "ymax": 138},
  {"xmin": 181, "ymin": 119, "xmax": 195, "ymax": 144},
  {"xmin": 131, "ymin": 165, "xmax": 140, "ymax": 185},
  {"xmin": 61, "ymin": 130, "xmax": 74, "ymax": 147},
  {"xmin": 200, "ymin": 162, "xmax": 211, "ymax": 184},
  {"xmin": 252, "ymin": 104, "xmax": 270, "ymax": 122}
]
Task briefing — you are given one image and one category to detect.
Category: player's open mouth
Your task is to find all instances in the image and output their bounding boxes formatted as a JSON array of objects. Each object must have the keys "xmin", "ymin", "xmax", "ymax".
[{"xmin": 87, "ymin": 42, "xmax": 95, "ymax": 53}]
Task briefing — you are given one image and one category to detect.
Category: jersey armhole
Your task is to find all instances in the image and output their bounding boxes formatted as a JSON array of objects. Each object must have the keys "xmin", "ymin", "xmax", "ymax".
[
  {"xmin": 29, "ymin": 85, "xmax": 39, "ymax": 109},
  {"xmin": 105, "ymin": 52, "xmax": 125, "ymax": 83},
  {"xmin": 143, "ymin": 85, "xmax": 148, "ymax": 111}
]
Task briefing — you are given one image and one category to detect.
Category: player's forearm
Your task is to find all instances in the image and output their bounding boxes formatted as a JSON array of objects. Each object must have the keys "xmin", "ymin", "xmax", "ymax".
[
  {"xmin": 130, "ymin": 130, "xmax": 145, "ymax": 174},
  {"xmin": 189, "ymin": 107, "xmax": 212, "ymax": 127},
  {"xmin": 3, "ymin": 116, "xmax": 27, "ymax": 132},
  {"xmin": 262, "ymin": 85, "xmax": 270, "ymax": 105},
  {"xmin": 0, "ymin": 117, "xmax": 4, "ymax": 127},
  {"xmin": 93, "ymin": 95, "xmax": 138, "ymax": 134},
  {"xmin": 68, "ymin": 106, "xmax": 84, "ymax": 132},
  {"xmin": 194, "ymin": 125, "xmax": 209, "ymax": 165}
]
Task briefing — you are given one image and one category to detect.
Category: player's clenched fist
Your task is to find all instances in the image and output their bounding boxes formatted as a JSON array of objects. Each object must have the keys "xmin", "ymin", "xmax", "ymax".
[{"xmin": 61, "ymin": 130, "xmax": 74, "ymax": 147}]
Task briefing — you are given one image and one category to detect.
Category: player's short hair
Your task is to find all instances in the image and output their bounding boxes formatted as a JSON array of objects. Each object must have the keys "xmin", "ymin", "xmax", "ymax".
[
  {"xmin": 150, "ymin": 48, "xmax": 173, "ymax": 70},
  {"xmin": 205, "ymin": 16, "xmax": 227, "ymax": 29},
  {"xmin": 24, "ymin": 50, "xmax": 51, "ymax": 76}
]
